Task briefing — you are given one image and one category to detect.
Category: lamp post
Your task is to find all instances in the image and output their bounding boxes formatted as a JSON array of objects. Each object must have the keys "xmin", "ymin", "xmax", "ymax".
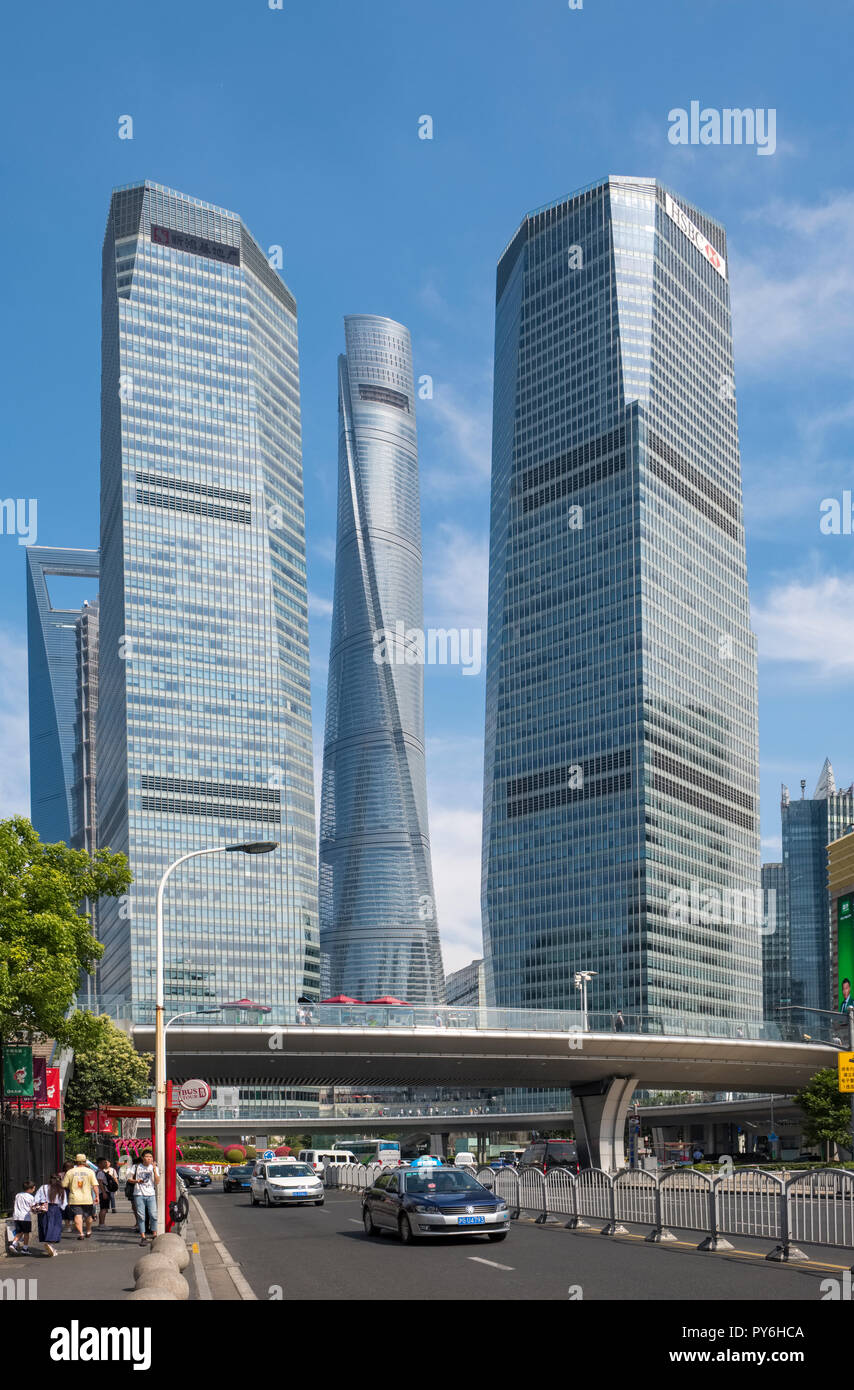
[
  {"xmin": 573, "ymin": 970, "xmax": 597, "ymax": 1031},
  {"xmin": 154, "ymin": 841, "xmax": 277, "ymax": 1200}
]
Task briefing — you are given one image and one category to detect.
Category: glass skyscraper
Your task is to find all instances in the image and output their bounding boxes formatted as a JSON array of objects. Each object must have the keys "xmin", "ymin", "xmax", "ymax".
[
  {"xmin": 97, "ymin": 181, "xmax": 319, "ymax": 1019},
  {"xmin": 760, "ymin": 859, "xmax": 790, "ymax": 1026},
  {"xmin": 781, "ymin": 763, "xmax": 854, "ymax": 1033},
  {"xmin": 26, "ymin": 547, "xmax": 100, "ymax": 844},
  {"xmin": 319, "ymin": 316, "xmax": 445, "ymax": 1003},
  {"xmin": 482, "ymin": 176, "xmax": 761, "ymax": 1028}
]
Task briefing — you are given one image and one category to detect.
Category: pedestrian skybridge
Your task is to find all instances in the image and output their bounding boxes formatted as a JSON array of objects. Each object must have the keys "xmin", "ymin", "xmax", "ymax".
[{"xmin": 121, "ymin": 1005, "xmax": 838, "ymax": 1171}]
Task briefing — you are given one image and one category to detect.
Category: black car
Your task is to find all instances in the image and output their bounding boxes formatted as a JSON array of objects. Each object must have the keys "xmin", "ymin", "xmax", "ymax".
[
  {"xmin": 223, "ymin": 1162, "xmax": 254, "ymax": 1193},
  {"xmin": 177, "ymin": 1165, "xmax": 212, "ymax": 1188},
  {"xmin": 362, "ymin": 1163, "xmax": 510, "ymax": 1244},
  {"xmin": 518, "ymin": 1139, "xmax": 579, "ymax": 1173}
]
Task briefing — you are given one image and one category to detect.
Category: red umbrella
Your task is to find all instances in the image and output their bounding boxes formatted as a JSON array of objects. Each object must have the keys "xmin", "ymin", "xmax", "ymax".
[
  {"xmin": 366, "ymin": 996, "xmax": 411, "ymax": 1006},
  {"xmin": 320, "ymin": 995, "xmax": 364, "ymax": 1004}
]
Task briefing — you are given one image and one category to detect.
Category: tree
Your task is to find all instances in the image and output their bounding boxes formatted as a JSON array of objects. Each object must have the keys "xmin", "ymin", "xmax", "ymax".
[
  {"xmin": 794, "ymin": 1068, "xmax": 852, "ymax": 1161},
  {"xmin": 64, "ymin": 1013, "xmax": 152, "ymax": 1124},
  {"xmin": 0, "ymin": 816, "xmax": 131, "ymax": 1042}
]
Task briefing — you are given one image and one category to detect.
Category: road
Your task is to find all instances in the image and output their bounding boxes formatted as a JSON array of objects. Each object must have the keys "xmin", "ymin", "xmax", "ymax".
[{"xmin": 190, "ymin": 1187, "xmax": 849, "ymax": 1301}]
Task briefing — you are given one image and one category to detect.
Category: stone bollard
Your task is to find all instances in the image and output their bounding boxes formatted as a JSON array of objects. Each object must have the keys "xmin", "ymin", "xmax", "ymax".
[
  {"xmin": 133, "ymin": 1252, "xmax": 178, "ymax": 1283},
  {"xmin": 150, "ymin": 1232, "xmax": 190, "ymax": 1270},
  {"xmin": 126, "ymin": 1286, "xmax": 179, "ymax": 1300},
  {"xmin": 135, "ymin": 1265, "xmax": 190, "ymax": 1300}
]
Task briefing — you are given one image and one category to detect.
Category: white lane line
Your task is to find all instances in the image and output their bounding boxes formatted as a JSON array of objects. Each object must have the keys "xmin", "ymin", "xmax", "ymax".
[
  {"xmin": 468, "ymin": 1256, "xmax": 514, "ymax": 1271},
  {"xmin": 189, "ymin": 1194, "xmax": 257, "ymax": 1301},
  {"xmin": 348, "ymin": 1219, "xmax": 362, "ymax": 1224}
]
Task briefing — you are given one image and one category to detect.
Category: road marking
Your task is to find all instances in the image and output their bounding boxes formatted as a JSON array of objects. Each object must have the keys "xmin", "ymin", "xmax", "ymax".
[
  {"xmin": 189, "ymin": 1194, "xmax": 257, "ymax": 1301},
  {"xmin": 468, "ymin": 1256, "xmax": 514, "ymax": 1271},
  {"xmin": 348, "ymin": 1218, "xmax": 362, "ymax": 1224}
]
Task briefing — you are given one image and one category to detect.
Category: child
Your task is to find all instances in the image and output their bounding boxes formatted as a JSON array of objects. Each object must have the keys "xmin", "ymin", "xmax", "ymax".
[{"xmin": 9, "ymin": 1180, "xmax": 36, "ymax": 1254}]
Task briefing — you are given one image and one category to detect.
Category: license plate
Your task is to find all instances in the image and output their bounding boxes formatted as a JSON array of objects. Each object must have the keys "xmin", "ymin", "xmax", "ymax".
[
  {"xmin": 457, "ymin": 1216, "xmax": 485, "ymax": 1225},
  {"xmin": 292, "ymin": 1191, "xmax": 308, "ymax": 1197}
]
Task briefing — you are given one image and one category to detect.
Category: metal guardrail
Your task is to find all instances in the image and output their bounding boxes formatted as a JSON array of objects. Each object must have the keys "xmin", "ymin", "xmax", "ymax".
[
  {"xmin": 472, "ymin": 1165, "xmax": 854, "ymax": 1261},
  {"xmin": 332, "ymin": 1161, "xmax": 854, "ymax": 1260}
]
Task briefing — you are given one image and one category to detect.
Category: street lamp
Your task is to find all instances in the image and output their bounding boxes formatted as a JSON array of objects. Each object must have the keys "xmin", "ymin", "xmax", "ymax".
[
  {"xmin": 573, "ymin": 970, "xmax": 598, "ymax": 1031},
  {"xmin": 154, "ymin": 841, "xmax": 278, "ymax": 1194}
]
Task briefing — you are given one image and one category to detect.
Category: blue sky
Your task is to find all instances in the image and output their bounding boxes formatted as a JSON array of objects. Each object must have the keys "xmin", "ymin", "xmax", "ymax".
[{"xmin": 1, "ymin": 0, "xmax": 852, "ymax": 972}]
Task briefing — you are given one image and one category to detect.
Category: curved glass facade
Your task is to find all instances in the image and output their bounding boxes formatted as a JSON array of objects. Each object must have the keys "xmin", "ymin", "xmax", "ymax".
[
  {"xmin": 482, "ymin": 177, "xmax": 761, "ymax": 1028},
  {"xmin": 319, "ymin": 315, "xmax": 445, "ymax": 1003}
]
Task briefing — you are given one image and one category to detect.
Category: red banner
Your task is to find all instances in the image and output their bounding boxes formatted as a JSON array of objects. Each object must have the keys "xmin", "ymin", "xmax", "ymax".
[
  {"xmin": 84, "ymin": 1110, "xmax": 116, "ymax": 1134},
  {"xmin": 18, "ymin": 1066, "xmax": 61, "ymax": 1110}
]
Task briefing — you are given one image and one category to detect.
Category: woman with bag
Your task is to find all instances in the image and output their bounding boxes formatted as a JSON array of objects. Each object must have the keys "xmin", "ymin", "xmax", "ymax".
[
  {"xmin": 33, "ymin": 1174, "xmax": 67, "ymax": 1256},
  {"xmin": 96, "ymin": 1157, "xmax": 119, "ymax": 1227}
]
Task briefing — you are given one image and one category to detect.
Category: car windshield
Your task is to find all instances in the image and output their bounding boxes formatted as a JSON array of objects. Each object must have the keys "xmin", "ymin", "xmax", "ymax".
[
  {"xmin": 232, "ymin": 1165, "xmax": 253, "ymax": 1174},
  {"xmin": 268, "ymin": 1164, "xmax": 313, "ymax": 1178},
  {"xmin": 402, "ymin": 1170, "xmax": 484, "ymax": 1195}
]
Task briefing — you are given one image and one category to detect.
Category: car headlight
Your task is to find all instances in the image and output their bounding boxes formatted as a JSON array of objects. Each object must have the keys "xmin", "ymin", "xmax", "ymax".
[
  {"xmin": 496, "ymin": 1201, "xmax": 508, "ymax": 1211},
  {"xmin": 412, "ymin": 1203, "xmax": 434, "ymax": 1213}
]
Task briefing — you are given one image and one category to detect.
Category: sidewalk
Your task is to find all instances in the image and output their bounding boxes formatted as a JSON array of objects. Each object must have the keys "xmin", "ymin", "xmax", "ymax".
[{"xmin": 2, "ymin": 1198, "xmax": 198, "ymax": 1301}]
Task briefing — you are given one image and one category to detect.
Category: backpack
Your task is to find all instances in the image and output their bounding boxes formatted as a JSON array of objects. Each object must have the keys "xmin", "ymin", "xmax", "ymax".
[{"xmin": 104, "ymin": 1171, "xmax": 119, "ymax": 1193}]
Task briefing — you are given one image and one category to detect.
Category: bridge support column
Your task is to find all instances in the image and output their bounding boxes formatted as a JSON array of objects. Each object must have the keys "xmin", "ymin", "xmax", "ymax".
[{"xmin": 571, "ymin": 1076, "xmax": 638, "ymax": 1173}]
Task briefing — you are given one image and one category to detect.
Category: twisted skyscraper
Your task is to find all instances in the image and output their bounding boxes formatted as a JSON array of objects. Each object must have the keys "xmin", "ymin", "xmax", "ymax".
[{"xmin": 320, "ymin": 316, "xmax": 445, "ymax": 1003}]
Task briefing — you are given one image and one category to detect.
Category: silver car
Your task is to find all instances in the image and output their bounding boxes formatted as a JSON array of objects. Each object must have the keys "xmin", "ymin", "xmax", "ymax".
[
  {"xmin": 251, "ymin": 1161, "xmax": 325, "ymax": 1207},
  {"xmin": 362, "ymin": 1164, "xmax": 510, "ymax": 1243}
]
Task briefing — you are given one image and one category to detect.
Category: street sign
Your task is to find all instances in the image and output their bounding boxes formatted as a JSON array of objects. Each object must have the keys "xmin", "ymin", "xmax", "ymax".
[
  {"xmin": 175, "ymin": 1078, "xmax": 212, "ymax": 1111},
  {"xmin": 768, "ymin": 1132, "xmax": 778, "ymax": 1142},
  {"xmin": 263, "ymin": 1150, "xmax": 275, "ymax": 1161},
  {"xmin": 838, "ymin": 1052, "xmax": 854, "ymax": 1093}
]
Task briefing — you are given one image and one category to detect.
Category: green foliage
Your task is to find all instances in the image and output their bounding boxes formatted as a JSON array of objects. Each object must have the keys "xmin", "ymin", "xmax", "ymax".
[
  {"xmin": 64, "ymin": 1013, "xmax": 152, "ymax": 1127},
  {"xmin": 0, "ymin": 816, "xmax": 132, "ymax": 1042},
  {"xmin": 794, "ymin": 1068, "xmax": 853, "ymax": 1156}
]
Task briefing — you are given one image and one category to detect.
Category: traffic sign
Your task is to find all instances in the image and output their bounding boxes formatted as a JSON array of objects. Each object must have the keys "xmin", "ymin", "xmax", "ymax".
[
  {"xmin": 768, "ymin": 1132, "xmax": 778, "ymax": 1142},
  {"xmin": 263, "ymin": 1150, "xmax": 276, "ymax": 1161},
  {"xmin": 838, "ymin": 1052, "xmax": 854, "ymax": 1093}
]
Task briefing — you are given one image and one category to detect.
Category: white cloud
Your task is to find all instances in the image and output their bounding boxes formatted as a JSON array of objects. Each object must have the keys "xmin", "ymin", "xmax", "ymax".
[
  {"xmin": 420, "ymin": 382, "xmax": 492, "ymax": 497},
  {"xmin": 752, "ymin": 575, "xmax": 854, "ymax": 676},
  {"xmin": 308, "ymin": 591, "xmax": 333, "ymax": 618},
  {"xmin": 761, "ymin": 836, "xmax": 782, "ymax": 857},
  {"xmin": 733, "ymin": 193, "xmax": 854, "ymax": 375},
  {"xmin": 423, "ymin": 522, "xmax": 489, "ymax": 632},
  {"xmin": 0, "ymin": 628, "xmax": 29, "ymax": 819},
  {"xmin": 430, "ymin": 805, "xmax": 484, "ymax": 977}
]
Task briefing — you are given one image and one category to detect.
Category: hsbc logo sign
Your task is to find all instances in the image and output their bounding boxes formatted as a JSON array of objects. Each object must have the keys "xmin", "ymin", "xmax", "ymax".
[{"xmin": 664, "ymin": 193, "xmax": 727, "ymax": 282}]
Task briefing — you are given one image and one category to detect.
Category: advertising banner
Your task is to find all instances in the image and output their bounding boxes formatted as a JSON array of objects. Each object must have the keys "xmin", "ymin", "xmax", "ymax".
[
  {"xmin": 19, "ymin": 1065, "xmax": 61, "ymax": 1110},
  {"xmin": 838, "ymin": 894, "xmax": 854, "ymax": 1014},
  {"xmin": 3, "ymin": 1045, "xmax": 34, "ymax": 1097}
]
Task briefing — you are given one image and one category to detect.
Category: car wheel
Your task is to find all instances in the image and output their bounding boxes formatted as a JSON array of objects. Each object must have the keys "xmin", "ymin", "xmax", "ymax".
[
  {"xmin": 487, "ymin": 1232, "xmax": 508, "ymax": 1242},
  {"xmin": 315, "ymin": 1200, "xmax": 324, "ymax": 1206},
  {"xmin": 398, "ymin": 1215, "xmax": 414, "ymax": 1244},
  {"xmin": 363, "ymin": 1207, "xmax": 378, "ymax": 1237}
]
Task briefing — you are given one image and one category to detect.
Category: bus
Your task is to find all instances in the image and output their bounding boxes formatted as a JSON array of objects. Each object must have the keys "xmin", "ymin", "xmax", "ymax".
[{"xmin": 333, "ymin": 1139, "xmax": 401, "ymax": 1166}]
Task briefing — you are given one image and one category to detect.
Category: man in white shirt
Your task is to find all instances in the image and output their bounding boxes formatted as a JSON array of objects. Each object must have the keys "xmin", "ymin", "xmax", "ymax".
[{"xmin": 128, "ymin": 1150, "xmax": 161, "ymax": 1245}]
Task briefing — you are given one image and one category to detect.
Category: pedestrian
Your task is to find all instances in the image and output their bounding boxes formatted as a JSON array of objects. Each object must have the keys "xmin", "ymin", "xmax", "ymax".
[
  {"xmin": 33, "ymin": 1173, "xmax": 66, "ymax": 1256},
  {"xmin": 9, "ymin": 1180, "xmax": 36, "ymax": 1254},
  {"xmin": 614, "ymin": 1010, "xmax": 625, "ymax": 1032},
  {"xmin": 96, "ymin": 1156, "xmax": 119, "ymax": 1227},
  {"xmin": 60, "ymin": 1160, "xmax": 76, "ymax": 1230},
  {"xmin": 62, "ymin": 1154, "xmax": 101, "ymax": 1239},
  {"xmin": 127, "ymin": 1149, "xmax": 160, "ymax": 1246}
]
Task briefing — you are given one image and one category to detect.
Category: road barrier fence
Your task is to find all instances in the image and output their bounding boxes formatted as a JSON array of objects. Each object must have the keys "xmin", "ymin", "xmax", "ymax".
[{"xmin": 328, "ymin": 1160, "xmax": 854, "ymax": 1261}]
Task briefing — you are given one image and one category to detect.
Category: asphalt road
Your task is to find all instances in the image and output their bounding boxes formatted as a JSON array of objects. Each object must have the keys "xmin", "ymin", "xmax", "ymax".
[{"xmin": 191, "ymin": 1187, "xmax": 850, "ymax": 1301}]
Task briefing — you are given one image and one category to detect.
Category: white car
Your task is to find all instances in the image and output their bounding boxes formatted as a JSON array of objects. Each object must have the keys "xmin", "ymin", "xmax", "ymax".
[{"xmin": 251, "ymin": 1160, "xmax": 325, "ymax": 1207}]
